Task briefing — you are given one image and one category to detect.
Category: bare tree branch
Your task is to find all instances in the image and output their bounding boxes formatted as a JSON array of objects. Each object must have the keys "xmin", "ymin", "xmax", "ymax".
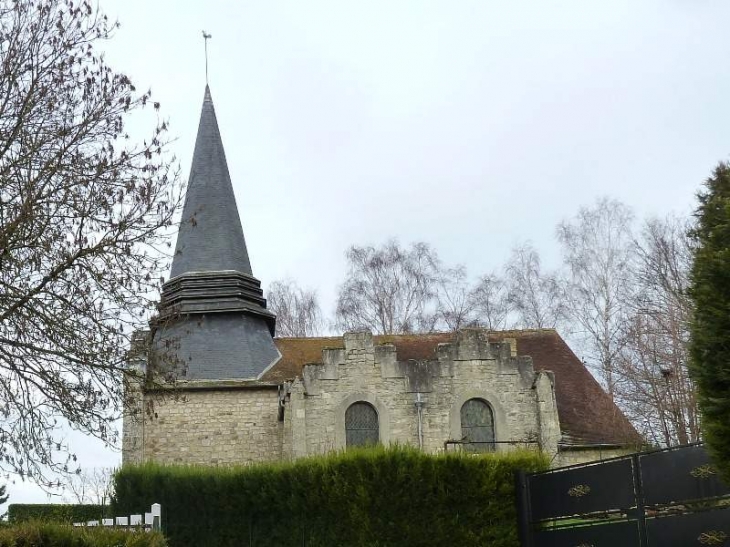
[
  {"xmin": 0, "ymin": 0, "xmax": 182, "ymax": 484},
  {"xmin": 505, "ymin": 242, "xmax": 566, "ymax": 330},
  {"xmin": 267, "ymin": 279, "xmax": 324, "ymax": 337},
  {"xmin": 63, "ymin": 467, "xmax": 114, "ymax": 506},
  {"xmin": 557, "ymin": 197, "xmax": 635, "ymax": 399},
  {"xmin": 335, "ymin": 241, "xmax": 441, "ymax": 334},
  {"xmin": 468, "ymin": 273, "xmax": 512, "ymax": 331},
  {"xmin": 615, "ymin": 215, "xmax": 699, "ymax": 446}
]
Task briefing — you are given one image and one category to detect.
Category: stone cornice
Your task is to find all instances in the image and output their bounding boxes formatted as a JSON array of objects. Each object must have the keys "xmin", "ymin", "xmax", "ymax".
[{"xmin": 145, "ymin": 378, "xmax": 280, "ymax": 393}]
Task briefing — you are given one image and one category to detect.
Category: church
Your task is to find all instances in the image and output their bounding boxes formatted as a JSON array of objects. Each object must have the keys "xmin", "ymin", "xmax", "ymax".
[{"xmin": 122, "ymin": 87, "xmax": 641, "ymax": 469}]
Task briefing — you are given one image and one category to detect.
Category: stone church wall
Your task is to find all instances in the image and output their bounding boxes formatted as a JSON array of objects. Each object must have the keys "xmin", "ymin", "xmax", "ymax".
[
  {"xmin": 125, "ymin": 384, "xmax": 283, "ymax": 466},
  {"xmin": 123, "ymin": 329, "xmax": 616, "ymax": 469},
  {"xmin": 286, "ymin": 330, "xmax": 561, "ymax": 459}
]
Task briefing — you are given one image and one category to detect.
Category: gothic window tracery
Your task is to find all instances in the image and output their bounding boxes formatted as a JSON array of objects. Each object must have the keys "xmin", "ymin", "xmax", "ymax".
[
  {"xmin": 460, "ymin": 398, "xmax": 495, "ymax": 453},
  {"xmin": 345, "ymin": 401, "xmax": 379, "ymax": 448}
]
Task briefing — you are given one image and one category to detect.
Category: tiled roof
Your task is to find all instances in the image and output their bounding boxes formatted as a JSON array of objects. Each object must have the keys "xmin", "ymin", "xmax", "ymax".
[{"xmin": 266, "ymin": 330, "xmax": 642, "ymax": 446}]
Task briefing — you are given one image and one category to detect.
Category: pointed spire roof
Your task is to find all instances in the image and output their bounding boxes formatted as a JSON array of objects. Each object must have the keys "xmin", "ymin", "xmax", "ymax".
[
  {"xmin": 153, "ymin": 86, "xmax": 280, "ymax": 381},
  {"xmin": 170, "ymin": 86, "xmax": 253, "ymax": 278}
]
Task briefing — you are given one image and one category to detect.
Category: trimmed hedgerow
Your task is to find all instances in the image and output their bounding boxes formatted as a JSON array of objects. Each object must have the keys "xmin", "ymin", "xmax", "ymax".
[
  {"xmin": 0, "ymin": 521, "xmax": 167, "ymax": 547},
  {"xmin": 112, "ymin": 446, "xmax": 548, "ymax": 547},
  {"xmin": 8, "ymin": 504, "xmax": 105, "ymax": 524}
]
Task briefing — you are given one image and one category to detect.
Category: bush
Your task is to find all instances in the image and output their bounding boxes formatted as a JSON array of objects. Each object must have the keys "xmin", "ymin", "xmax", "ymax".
[
  {"xmin": 8, "ymin": 504, "xmax": 105, "ymax": 524},
  {"xmin": 0, "ymin": 521, "xmax": 167, "ymax": 547},
  {"xmin": 112, "ymin": 446, "xmax": 548, "ymax": 547}
]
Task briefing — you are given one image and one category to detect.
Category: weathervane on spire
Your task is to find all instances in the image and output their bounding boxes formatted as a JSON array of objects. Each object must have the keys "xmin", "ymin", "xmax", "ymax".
[{"xmin": 202, "ymin": 31, "xmax": 212, "ymax": 84}]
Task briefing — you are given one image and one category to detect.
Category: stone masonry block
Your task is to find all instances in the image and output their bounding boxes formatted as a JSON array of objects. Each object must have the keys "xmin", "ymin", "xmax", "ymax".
[
  {"xmin": 322, "ymin": 348, "xmax": 346, "ymax": 367},
  {"xmin": 375, "ymin": 344, "xmax": 402, "ymax": 378},
  {"xmin": 344, "ymin": 331, "xmax": 374, "ymax": 353},
  {"xmin": 453, "ymin": 329, "xmax": 492, "ymax": 361},
  {"xmin": 401, "ymin": 360, "xmax": 439, "ymax": 393}
]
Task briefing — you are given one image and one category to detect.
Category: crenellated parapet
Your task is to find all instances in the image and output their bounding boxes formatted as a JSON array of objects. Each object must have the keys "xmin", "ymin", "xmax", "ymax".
[
  {"xmin": 290, "ymin": 328, "xmax": 561, "ymax": 458},
  {"xmin": 305, "ymin": 329, "xmax": 538, "ymax": 394}
]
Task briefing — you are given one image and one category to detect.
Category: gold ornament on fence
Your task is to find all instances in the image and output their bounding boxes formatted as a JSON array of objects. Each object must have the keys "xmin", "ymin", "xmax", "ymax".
[
  {"xmin": 697, "ymin": 530, "xmax": 727, "ymax": 545},
  {"xmin": 690, "ymin": 464, "xmax": 717, "ymax": 479},
  {"xmin": 567, "ymin": 484, "xmax": 592, "ymax": 498}
]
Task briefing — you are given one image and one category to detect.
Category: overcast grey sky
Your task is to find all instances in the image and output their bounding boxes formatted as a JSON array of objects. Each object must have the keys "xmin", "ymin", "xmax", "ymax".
[{"xmin": 5, "ymin": 0, "xmax": 730, "ymax": 508}]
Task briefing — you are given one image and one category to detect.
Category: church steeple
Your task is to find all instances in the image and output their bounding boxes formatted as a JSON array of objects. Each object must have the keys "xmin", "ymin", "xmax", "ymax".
[
  {"xmin": 170, "ymin": 86, "xmax": 252, "ymax": 278},
  {"xmin": 153, "ymin": 86, "xmax": 280, "ymax": 381}
]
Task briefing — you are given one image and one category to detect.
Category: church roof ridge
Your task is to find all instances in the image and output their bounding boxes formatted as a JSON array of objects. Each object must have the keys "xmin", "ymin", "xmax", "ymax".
[{"xmin": 273, "ymin": 328, "xmax": 560, "ymax": 343}]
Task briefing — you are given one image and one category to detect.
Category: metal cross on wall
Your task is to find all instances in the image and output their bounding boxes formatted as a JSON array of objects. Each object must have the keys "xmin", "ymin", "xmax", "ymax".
[{"xmin": 202, "ymin": 31, "xmax": 212, "ymax": 84}]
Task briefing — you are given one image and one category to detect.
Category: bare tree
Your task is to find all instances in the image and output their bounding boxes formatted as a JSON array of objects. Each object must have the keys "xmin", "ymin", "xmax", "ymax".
[
  {"xmin": 615, "ymin": 215, "xmax": 699, "ymax": 446},
  {"xmin": 469, "ymin": 273, "xmax": 512, "ymax": 331},
  {"xmin": 64, "ymin": 467, "xmax": 114, "ymax": 507},
  {"xmin": 434, "ymin": 265, "xmax": 477, "ymax": 331},
  {"xmin": 335, "ymin": 241, "xmax": 440, "ymax": 334},
  {"xmin": 0, "ymin": 0, "xmax": 180, "ymax": 483},
  {"xmin": 557, "ymin": 198, "xmax": 635, "ymax": 399},
  {"xmin": 267, "ymin": 279, "xmax": 324, "ymax": 337},
  {"xmin": 505, "ymin": 243, "xmax": 565, "ymax": 330}
]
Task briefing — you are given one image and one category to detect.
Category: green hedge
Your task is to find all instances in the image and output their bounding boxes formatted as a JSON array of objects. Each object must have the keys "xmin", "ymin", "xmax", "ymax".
[
  {"xmin": 112, "ymin": 446, "xmax": 548, "ymax": 547},
  {"xmin": 8, "ymin": 504, "xmax": 105, "ymax": 524},
  {"xmin": 0, "ymin": 521, "xmax": 166, "ymax": 547}
]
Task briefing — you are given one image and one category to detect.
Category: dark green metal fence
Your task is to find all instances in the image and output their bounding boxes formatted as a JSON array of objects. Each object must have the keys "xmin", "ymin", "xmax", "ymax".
[{"xmin": 516, "ymin": 443, "xmax": 730, "ymax": 547}]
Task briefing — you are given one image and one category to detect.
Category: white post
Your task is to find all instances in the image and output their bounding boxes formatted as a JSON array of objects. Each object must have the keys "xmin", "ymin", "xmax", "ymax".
[
  {"xmin": 130, "ymin": 514, "xmax": 143, "ymax": 526},
  {"xmin": 151, "ymin": 503, "xmax": 162, "ymax": 531}
]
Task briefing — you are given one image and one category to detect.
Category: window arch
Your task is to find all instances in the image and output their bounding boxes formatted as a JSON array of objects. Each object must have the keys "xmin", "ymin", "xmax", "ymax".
[
  {"xmin": 345, "ymin": 402, "xmax": 379, "ymax": 448},
  {"xmin": 460, "ymin": 398, "xmax": 495, "ymax": 452}
]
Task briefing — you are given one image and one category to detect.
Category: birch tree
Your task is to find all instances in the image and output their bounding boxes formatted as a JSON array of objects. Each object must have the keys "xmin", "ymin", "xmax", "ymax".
[
  {"xmin": 616, "ymin": 216, "xmax": 698, "ymax": 446},
  {"xmin": 505, "ymin": 243, "xmax": 565, "ymax": 330},
  {"xmin": 335, "ymin": 241, "xmax": 440, "ymax": 334},
  {"xmin": 267, "ymin": 279, "xmax": 324, "ymax": 337},
  {"xmin": 435, "ymin": 265, "xmax": 476, "ymax": 332},
  {"xmin": 469, "ymin": 273, "xmax": 512, "ymax": 331},
  {"xmin": 557, "ymin": 198, "xmax": 635, "ymax": 399}
]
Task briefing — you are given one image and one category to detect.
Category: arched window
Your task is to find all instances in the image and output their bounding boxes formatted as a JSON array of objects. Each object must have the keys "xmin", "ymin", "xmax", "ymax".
[
  {"xmin": 460, "ymin": 398, "xmax": 495, "ymax": 453},
  {"xmin": 345, "ymin": 402, "xmax": 379, "ymax": 448}
]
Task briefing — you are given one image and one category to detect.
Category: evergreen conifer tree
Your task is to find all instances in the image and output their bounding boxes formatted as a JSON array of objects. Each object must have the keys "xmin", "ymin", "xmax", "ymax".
[
  {"xmin": 0, "ymin": 483, "xmax": 6, "ymax": 522},
  {"xmin": 689, "ymin": 161, "xmax": 730, "ymax": 482}
]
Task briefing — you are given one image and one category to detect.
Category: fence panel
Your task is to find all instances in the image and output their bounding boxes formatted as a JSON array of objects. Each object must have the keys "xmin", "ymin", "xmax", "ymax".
[
  {"xmin": 533, "ymin": 521, "xmax": 640, "ymax": 547},
  {"xmin": 528, "ymin": 458, "xmax": 635, "ymax": 520},
  {"xmin": 639, "ymin": 444, "xmax": 730, "ymax": 505},
  {"xmin": 645, "ymin": 510, "xmax": 730, "ymax": 547},
  {"xmin": 518, "ymin": 444, "xmax": 730, "ymax": 547}
]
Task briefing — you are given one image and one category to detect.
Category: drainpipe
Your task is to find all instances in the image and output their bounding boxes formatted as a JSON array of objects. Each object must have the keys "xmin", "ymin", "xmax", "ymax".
[{"xmin": 415, "ymin": 392, "xmax": 425, "ymax": 451}]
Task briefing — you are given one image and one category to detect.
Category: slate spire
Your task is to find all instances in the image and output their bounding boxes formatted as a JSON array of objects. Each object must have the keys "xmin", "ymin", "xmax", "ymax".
[
  {"xmin": 153, "ymin": 86, "xmax": 280, "ymax": 381},
  {"xmin": 170, "ymin": 85, "xmax": 252, "ymax": 277}
]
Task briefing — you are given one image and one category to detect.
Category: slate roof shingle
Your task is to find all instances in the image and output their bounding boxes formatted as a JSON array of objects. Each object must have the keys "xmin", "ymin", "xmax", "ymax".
[
  {"xmin": 170, "ymin": 85, "xmax": 254, "ymax": 278},
  {"xmin": 154, "ymin": 86, "xmax": 279, "ymax": 380}
]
